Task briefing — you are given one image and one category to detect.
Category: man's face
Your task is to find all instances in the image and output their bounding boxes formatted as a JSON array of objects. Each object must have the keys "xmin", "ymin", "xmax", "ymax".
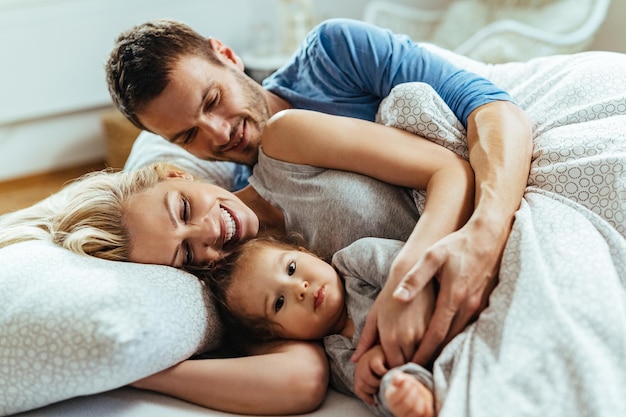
[{"xmin": 137, "ymin": 54, "xmax": 271, "ymax": 165}]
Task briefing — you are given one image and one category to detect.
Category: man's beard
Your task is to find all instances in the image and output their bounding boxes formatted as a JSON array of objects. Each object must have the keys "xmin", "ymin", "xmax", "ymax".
[{"xmin": 230, "ymin": 68, "xmax": 271, "ymax": 165}]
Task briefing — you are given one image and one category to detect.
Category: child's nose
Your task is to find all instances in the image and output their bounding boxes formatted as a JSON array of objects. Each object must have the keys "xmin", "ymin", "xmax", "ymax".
[{"xmin": 295, "ymin": 280, "xmax": 309, "ymax": 301}]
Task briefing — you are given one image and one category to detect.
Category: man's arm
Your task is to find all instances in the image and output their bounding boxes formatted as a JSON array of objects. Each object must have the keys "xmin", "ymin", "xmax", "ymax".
[{"xmin": 407, "ymin": 100, "xmax": 532, "ymax": 364}]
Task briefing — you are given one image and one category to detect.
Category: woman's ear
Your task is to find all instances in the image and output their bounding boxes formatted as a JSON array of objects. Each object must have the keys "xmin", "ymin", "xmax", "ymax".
[
  {"xmin": 164, "ymin": 166, "xmax": 194, "ymax": 181},
  {"xmin": 208, "ymin": 38, "xmax": 244, "ymax": 71}
]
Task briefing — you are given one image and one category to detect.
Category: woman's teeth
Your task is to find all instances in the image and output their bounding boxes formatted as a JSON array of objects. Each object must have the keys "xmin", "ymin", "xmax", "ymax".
[{"xmin": 221, "ymin": 207, "xmax": 236, "ymax": 243}]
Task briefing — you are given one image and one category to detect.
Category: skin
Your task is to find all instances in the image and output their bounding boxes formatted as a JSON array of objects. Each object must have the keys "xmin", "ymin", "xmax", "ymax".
[
  {"xmin": 134, "ymin": 35, "xmax": 532, "ymax": 367},
  {"xmin": 384, "ymin": 370, "xmax": 435, "ymax": 417},
  {"xmin": 124, "ymin": 170, "xmax": 259, "ymax": 268},
  {"xmin": 131, "ymin": 340, "xmax": 329, "ymax": 415},
  {"xmin": 356, "ymin": 100, "xmax": 531, "ymax": 368},
  {"xmin": 225, "ymin": 242, "xmax": 436, "ymax": 415},
  {"xmin": 227, "ymin": 245, "xmax": 350, "ymax": 340},
  {"xmin": 137, "ymin": 39, "xmax": 288, "ymax": 165},
  {"xmin": 353, "ymin": 344, "xmax": 435, "ymax": 417}
]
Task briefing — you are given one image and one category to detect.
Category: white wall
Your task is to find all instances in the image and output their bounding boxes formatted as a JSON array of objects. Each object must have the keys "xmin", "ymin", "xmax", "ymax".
[
  {"xmin": 0, "ymin": 0, "xmax": 623, "ymax": 181},
  {"xmin": 0, "ymin": 0, "xmax": 369, "ymax": 181},
  {"xmin": 591, "ymin": 0, "xmax": 626, "ymax": 54}
]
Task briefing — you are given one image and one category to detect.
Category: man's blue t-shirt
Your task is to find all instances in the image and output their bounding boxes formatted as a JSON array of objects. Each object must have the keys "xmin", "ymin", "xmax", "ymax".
[
  {"xmin": 232, "ymin": 18, "xmax": 514, "ymax": 189},
  {"xmin": 263, "ymin": 18, "xmax": 512, "ymax": 128}
]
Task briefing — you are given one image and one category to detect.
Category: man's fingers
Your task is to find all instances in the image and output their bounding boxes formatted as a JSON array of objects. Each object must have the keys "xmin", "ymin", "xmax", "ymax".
[
  {"xmin": 412, "ymin": 300, "xmax": 456, "ymax": 366},
  {"xmin": 381, "ymin": 332, "xmax": 414, "ymax": 368},
  {"xmin": 445, "ymin": 278, "xmax": 495, "ymax": 344},
  {"xmin": 351, "ymin": 313, "xmax": 378, "ymax": 362},
  {"xmin": 393, "ymin": 250, "xmax": 443, "ymax": 302}
]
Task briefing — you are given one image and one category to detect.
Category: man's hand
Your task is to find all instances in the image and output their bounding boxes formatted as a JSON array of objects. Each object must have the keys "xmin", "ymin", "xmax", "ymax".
[
  {"xmin": 353, "ymin": 345, "xmax": 388, "ymax": 405},
  {"xmin": 404, "ymin": 221, "xmax": 502, "ymax": 366},
  {"xmin": 353, "ymin": 278, "xmax": 436, "ymax": 369},
  {"xmin": 353, "ymin": 220, "xmax": 502, "ymax": 368}
]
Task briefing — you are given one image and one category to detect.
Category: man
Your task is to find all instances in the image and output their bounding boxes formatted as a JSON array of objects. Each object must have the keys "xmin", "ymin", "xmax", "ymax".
[{"xmin": 106, "ymin": 17, "xmax": 532, "ymax": 370}]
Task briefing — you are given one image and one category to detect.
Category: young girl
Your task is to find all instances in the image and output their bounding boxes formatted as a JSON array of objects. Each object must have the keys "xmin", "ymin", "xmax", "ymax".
[{"xmin": 207, "ymin": 235, "xmax": 438, "ymax": 417}]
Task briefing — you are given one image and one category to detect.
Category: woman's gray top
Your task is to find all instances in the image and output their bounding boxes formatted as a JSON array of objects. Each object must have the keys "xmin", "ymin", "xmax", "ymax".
[{"xmin": 248, "ymin": 147, "xmax": 422, "ymax": 259}]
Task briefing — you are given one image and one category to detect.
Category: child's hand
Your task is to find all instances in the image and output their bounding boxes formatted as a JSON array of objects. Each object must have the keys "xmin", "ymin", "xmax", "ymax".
[{"xmin": 353, "ymin": 345, "xmax": 388, "ymax": 405}]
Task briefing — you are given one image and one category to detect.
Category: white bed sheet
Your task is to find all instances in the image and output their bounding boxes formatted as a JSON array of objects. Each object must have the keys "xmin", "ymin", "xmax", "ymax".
[{"xmin": 14, "ymin": 388, "xmax": 371, "ymax": 417}]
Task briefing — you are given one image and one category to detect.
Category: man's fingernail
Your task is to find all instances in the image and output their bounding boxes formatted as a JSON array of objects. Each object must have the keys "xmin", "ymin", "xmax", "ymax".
[{"xmin": 393, "ymin": 286, "xmax": 410, "ymax": 301}]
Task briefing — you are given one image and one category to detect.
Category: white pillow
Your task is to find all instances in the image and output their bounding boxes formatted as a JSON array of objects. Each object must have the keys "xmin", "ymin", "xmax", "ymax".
[
  {"xmin": 125, "ymin": 131, "xmax": 250, "ymax": 190},
  {"xmin": 0, "ymin": 240, "xmax": 221, "ymax": 416}
]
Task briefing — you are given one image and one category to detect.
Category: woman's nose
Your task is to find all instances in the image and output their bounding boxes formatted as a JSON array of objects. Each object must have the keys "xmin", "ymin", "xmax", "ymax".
[{"xmin": 190, "ymin": 216, "xmax": 222, "ymax": 264}]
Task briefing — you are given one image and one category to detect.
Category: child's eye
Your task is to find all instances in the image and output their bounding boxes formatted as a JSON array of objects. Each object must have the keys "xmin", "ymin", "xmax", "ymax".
[
  {"xmin": 287, "ymin": 261, "xmax": 296, "ymax": 276},
  {"xmin": 274, "ymin": 296, "xmax": 284, "ymax": 312}
]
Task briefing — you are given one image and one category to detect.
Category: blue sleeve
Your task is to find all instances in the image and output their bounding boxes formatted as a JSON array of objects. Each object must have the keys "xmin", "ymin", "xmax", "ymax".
[{"xmin": 309, "ymin": 19, "xmax": 513, "ymax": 127}]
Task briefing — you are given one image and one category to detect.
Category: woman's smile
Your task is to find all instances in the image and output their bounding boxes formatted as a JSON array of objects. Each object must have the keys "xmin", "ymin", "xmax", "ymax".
[{"xmin": 124, "ymin": 174, "xmax": 259, "ymax": 268}]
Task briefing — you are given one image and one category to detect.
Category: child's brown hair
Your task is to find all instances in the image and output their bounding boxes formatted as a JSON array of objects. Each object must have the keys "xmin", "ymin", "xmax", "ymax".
[{"xmin": 200, "ymin": 234, "xmax": 309, "ymax": 353}]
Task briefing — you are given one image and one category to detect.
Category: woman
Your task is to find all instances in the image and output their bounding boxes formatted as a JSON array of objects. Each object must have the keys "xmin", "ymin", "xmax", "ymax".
[{"xmin": 0, "ymin": 106, "xmax": 474, "ymax": 414}]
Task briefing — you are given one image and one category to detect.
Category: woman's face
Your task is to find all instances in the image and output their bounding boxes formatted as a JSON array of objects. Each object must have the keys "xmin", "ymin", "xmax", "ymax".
[
  {"xmin": 228, "ymin": 245, "xmax": 348, "ymax": 340},
  {"xmin": 124, "ymin": 176, "xmax": 259, "ymax": 268}
]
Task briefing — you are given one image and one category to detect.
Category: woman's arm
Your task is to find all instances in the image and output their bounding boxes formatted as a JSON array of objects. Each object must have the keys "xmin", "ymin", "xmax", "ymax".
[
  {"xmin": 263, "ymin": 109, "xmax": 474, "ymax": 247},
  {"xmin": 131, "ymin": 340, "xmax": 329, "ymax": 415},
  {"xmin": 262, "ymin": 109, "xmax": 475, "ymax": 365}
]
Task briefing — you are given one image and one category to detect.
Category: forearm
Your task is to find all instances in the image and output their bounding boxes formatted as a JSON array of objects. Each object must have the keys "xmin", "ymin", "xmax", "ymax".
[
  {"xmin": 132, "ymin": 341, "xmax": 329, "ymax": 415},
  {"xmin": 389, "ymin": 160, "xmax": 474, "ymax": 286},
  {"xmin": 465, "ymin": 101, "xmax": 532, "ymax": 247}
]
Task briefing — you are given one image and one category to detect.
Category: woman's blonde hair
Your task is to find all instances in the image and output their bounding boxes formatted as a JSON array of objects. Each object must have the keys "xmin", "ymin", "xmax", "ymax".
[{"xmin": 0, "ymin": 162, "xmax": 174, "ymax": 261}]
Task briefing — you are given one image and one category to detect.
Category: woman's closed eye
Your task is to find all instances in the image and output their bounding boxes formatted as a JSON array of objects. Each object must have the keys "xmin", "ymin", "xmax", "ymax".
[
  {"xmin": 180, "ymin": 196, "xmax": 194, "ymax": 265},
  {"xmin": 183, "ymin": 241, "xmax": 193, "ymax": 265},
  {"xmin": 181, "ymin": 196, "xmax": 191, "ymax": 222}
]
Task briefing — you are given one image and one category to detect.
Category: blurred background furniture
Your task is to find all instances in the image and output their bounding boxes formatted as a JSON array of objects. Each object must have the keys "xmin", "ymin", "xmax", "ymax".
[{"xmin": 364, "ymin": 0, "xmax": 611, "ymax": 62}]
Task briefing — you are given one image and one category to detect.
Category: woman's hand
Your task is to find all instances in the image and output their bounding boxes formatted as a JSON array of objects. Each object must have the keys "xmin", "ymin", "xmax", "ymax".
[{"xmin": 353, "ymin": 345, "xmax": 388, "ymax": 405}]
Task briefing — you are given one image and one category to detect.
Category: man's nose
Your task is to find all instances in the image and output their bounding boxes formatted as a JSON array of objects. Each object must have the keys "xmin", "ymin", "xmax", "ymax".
[{"xmin": 199, "ymin": 115, "xmax": 231, "ymax": 146}]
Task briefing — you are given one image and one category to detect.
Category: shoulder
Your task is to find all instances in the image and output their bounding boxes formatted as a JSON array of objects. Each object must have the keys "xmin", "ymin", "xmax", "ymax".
[
  {"xmin": 260, "ymin": 109, "xmax": 304, "ymax": 151},
  {"xmin": 310, "ymin": 18, "xmax": 368, "ymax": 40},
  {"xmin": 261, "ymin": 109, "xmax": 330, "ymax": 156},
  {"xmin": 333, "ymin": 238, "xmax": 404, "ymax": 277},
  {"xmin": 307, "ymin": 18, "xmax": 390, "ymax": 54}
]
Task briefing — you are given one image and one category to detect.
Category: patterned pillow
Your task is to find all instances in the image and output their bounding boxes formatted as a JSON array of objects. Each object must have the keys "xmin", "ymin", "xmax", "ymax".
[{"xmin": 0, "ymin": 240, "xmax": 221, "ymax": 416}]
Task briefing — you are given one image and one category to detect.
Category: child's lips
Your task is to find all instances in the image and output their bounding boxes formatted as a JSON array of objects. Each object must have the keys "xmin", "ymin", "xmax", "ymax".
[{"xmin": 314, "ymin": 286, "xmax": 326, "ymax": 310}]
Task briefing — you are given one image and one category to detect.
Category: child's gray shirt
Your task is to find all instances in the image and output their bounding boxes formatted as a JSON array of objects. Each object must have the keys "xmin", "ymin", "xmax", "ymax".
[{"xmin": 325, "ymin": 237, "xmax": 433, "ymax": 417}]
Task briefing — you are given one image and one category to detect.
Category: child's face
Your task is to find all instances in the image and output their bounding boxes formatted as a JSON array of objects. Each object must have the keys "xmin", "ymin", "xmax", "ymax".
[{"xmin": 227, "ymin": 245, "xmax": 348, "ymax": 340}]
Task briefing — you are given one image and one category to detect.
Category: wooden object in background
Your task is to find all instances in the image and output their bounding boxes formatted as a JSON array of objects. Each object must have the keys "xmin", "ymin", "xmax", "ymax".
[
  {"xmin": 101, "ymin": 108, "xmax": 141, "ymax": 169},
  {"xmin": 0, "ymin": 161, "xmax": 106, "ymax": 215}
]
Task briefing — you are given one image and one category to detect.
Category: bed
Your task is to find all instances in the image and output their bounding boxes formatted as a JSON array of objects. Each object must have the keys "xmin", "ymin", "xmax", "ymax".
[{"xmin": 2, "ymin": 45, "xmax": 625, "ymax": 416}]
